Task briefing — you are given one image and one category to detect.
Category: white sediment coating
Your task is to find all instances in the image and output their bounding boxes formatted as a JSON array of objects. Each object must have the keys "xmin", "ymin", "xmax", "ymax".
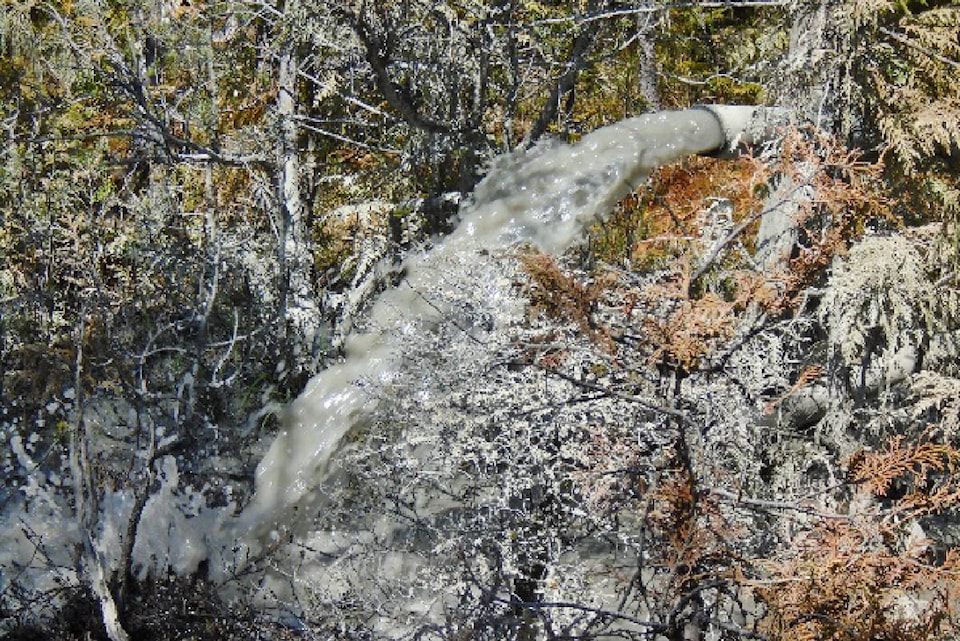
[{"xmin": 225, "ymin": 109, "xmax": 731, "ymax": 554}]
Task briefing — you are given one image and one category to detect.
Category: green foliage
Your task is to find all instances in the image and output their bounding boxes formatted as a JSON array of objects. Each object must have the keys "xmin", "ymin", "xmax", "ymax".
[
  {"xmin": 656, "ymin": 6, "xmax": 788, "ymax": 108},
  {"xmin": 0, "ymin": 0, "xmax": 298, "ymax": 431},
  {"xmin": 859, "ymin": 3, "xmax": 960, "ymax": 170},
  {"xmin": 801, "ymin": 0, "xmax": 960, "ymax": 238}
]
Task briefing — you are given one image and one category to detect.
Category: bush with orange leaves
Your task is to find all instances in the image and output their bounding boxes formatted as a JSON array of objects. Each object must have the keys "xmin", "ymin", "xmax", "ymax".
[
  {"xmin": 578, "ymin": 127, "xmax": 895, "ymax": 374},
  {"xmin": 757, "ymin": 433, "xmax": 960, "ymax": 641},
  {"xmin": 516, "ymin": 124, "xmax": 960, "ymax": 640}
]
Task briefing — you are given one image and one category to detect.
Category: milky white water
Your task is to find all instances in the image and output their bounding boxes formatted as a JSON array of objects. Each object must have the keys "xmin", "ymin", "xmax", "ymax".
[{"xmin": 223, "ymin": 109, "xmax": 731, "ymax": 555}]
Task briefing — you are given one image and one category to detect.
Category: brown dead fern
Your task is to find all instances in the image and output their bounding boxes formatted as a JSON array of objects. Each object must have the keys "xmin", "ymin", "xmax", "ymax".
[{"xmin": 639, "ymin": 258, "xmax": 737, "ymax": 373}]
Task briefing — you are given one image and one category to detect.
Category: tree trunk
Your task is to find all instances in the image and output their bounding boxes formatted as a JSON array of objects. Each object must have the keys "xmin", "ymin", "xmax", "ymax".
[
  {"xmin": 637, "ymin": 13, "xmax": 661, "ymax": 111},
  {"xmin": 277, "ymin": 47, "xmax": 319, "ymax": 368}
]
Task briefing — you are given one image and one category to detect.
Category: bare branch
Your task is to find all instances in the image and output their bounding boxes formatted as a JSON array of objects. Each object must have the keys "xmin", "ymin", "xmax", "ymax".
[
  {"xmin": 879, "ymin": 26, "xmax": 960, "ymax": 71},
  {"xmin": 334, "ymin": 7, "xmax": 453, "ymax": 136}
]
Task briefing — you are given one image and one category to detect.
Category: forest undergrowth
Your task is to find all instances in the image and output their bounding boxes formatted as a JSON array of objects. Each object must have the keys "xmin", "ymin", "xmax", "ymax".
[{"xmin": 4, "ymin": 0, "xmax": 960, "ymax": 639}]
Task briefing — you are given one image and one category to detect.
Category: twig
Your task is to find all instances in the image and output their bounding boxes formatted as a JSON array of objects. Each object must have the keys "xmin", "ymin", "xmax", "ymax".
[
  {"xmin": 67, "ymin": 312, "xmax": 130, "ymax": 641},
  {"xmin": 690, "ymin": 200, "xmax": 778, "ymax": 286},
  {"xmin": 493, "ymin": 597, "xmax": 668, "ymax": 631},
  {"xmin": 296, "ymin": 69, "xmax": 393, "ymax": 119},
  {"xmin": 661, "ymin": 71, "xmax": 749, "ymax": 86},
  {"xmin": 879, "ymin": 26, "xmax": 960, "ymax": 71},
  {"xmin": 335, "ymin": 7, "xmax": 452, "ymax": 136},
  {"xmin": 709, "ymin": 488, "xmax": 850, "ymax": 520},
  {"xmin": 210, "ymin": 309, "xmax": 240, "ymax": 388},
  {"xmin": 533, "ymin": 363, "xmax": 688, "ymax": 422},
  {"xmin": 935, "ymin": 270, "xmax": 957, "ymax": 288},
  {"xmin": 294, "ymin": 120, "xmax": 402, "ymax": 155},
  {"xmin": 530, "ymin": 1, "xmax": 791, "ymax": 26}
]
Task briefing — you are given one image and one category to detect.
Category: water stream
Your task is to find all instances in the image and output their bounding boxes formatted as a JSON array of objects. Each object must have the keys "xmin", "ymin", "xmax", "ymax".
[
  {"xmin": 0, "ymin": 107, "xmax": 768, "ymax": 635},
  {"xmin": 223, "ymin": 108, "xmax": 733, "ymax": 557}
]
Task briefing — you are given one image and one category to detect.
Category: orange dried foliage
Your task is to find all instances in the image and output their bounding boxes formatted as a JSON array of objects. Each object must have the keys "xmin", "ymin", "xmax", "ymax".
[
  {"xmin": 620, "ymin": 130, "xmax": 895, "ymax": 376},
  {"xmin": 647, "ymin": 469, "xmax": 744, "ymax": 595},
  {"xmin": 640, "ymin": 258, "xmax": 736, "ymax": 371},
  {"xmin": 648, "ymin": 472, "xmax": 701, "ymax": 557},
  {"xmin": 629, "ymin": 155, "xmax": 769, "ymax": 266},
  {"xmin": 730, "ymin": 270, "xmax": 793, "ymax": 316},
  {"xmin": 758, "ymin": 435, "xmax": 960, "ymax": 641},
  {"xmin": 643, "ymin": 294, "xmax": 736, "ymax": 371},
  {"xmin": 759, "ymin": 521, "xmax": 958, "ymax": 641},
  {"xmin": 519, "ymin": 251, "xmax": 616, "ymax": 353},
  {"xmin": 329, "ymin": 148, "xmax": 393, "ymax": 173},
  {"xmin": 848, "ymin": 433, "xmax": 960, "ymax": 519},
  {"xmin": 728, "ymin": 130, "xmax": 892, "ymax": 318},
  {"xmin": 591, "ymin": 128, "xmax": 895, "ymax": 375},
  {"xmin": 774, "ymin": 130, "xmax": 896, "ymax": 303}
]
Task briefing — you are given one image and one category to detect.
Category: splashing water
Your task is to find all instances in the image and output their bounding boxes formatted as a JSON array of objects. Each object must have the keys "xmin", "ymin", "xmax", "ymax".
[
  {"xmin": 222, "ymin": 109, "xmax": 732, "ymax": 556},
  {"xmin": 0, "ymin": 107, "xmax": 773, "ymax": 630}
]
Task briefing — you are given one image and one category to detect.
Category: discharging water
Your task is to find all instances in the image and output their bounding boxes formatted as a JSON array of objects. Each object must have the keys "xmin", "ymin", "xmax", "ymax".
[
  {"xmin": 223, "ymin": 108, "xmax": 735, "ymax": 559},
  {"xmin": 0, "ymin": 106, "xmax": 767, "ymax": 636}
]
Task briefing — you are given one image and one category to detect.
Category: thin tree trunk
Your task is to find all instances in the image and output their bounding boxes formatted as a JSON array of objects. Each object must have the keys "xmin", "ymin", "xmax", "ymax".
[
  {"xmin": 638, "ymin": 14, "xmax": 661, "ymax": 111},
  {"xmin": 277, "ymin": 47, "xmax": 318, "ymax": 364},
  {"xmin": 526, "ymin": 13, "xmax": 602, "ymax": 145},
  {"xmin": 69, "ymin": 314, "xmax": 130, "ymax": 641}
]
